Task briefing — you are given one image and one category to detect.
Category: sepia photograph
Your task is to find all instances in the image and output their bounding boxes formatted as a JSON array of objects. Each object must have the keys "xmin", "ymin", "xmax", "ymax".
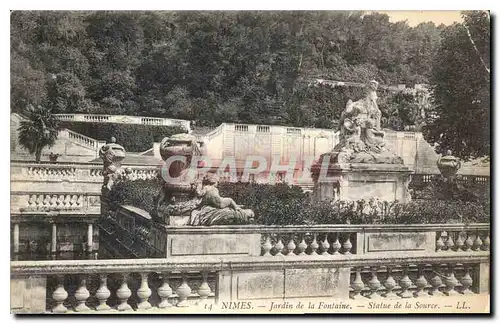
[{"xmin": 9, "ymin": 7, "xmax": 491, "ymax": 315}]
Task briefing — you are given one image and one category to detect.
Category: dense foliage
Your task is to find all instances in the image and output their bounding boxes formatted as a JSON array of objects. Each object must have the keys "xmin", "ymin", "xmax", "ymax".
[
  {"xmin": 108, "ymin": 179, "xmax": 489, "ymax": 225},
  {"xmin": 58, "ymin": 121, "xmax": 186, "ymax": 152},
  {"xmin": 424, "ymin": 11, "xmax": 490, "ymax": 160},
  {"xmin": 11, "ymin": 11, "xmax": 442, "ymax": 129},
  {"xmin": 17, "ymin": 105, "xmax": 59, "ymax": 162}
]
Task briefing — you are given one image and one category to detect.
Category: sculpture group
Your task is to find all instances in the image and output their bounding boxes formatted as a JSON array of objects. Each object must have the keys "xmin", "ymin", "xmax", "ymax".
[
  {"xmin": 327, "ymin": 80, "xmax": 403, "ymax": 165},
  {"xmin": 154, "ymin": 133, "xmax": 255, "ymax": 226}
]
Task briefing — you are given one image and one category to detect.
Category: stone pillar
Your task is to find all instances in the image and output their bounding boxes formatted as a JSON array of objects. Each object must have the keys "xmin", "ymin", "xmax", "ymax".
[
  {"xmin": 51, "ymin": 223, "xmax": 57, "ymax": 254},
  {"xmin": 87, "ymin": 223, "xmax": 93, "ymax": 253},
  {"xmin": 478, "ymin": 262, "xmax": 490, "ymax": 294},
  {"xmin": 13, "ymin": 223, "xmax": 20, "ymax": 254}
]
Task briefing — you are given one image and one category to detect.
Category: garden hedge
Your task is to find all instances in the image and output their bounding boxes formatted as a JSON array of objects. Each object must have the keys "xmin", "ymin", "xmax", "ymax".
[
  {"xmin": 108, "ymin": 179, "xmax": 490, "ymax": 225},
  {"xmin": 59, "ymin": 122, "xmax": 187, "ymax": 152}
]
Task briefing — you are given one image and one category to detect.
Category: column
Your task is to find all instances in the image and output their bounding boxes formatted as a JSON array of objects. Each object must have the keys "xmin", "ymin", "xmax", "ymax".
[
  {"xmin": 13, "ymin": 223, "xmax": 19, "ymax": 254},
  {"xmin": 51, "ymin": 223, "xmax": 57, "ymax": 254},
  {"xmin": 87, "ymin": 223, "xmax": 93, "ymax": 253}
]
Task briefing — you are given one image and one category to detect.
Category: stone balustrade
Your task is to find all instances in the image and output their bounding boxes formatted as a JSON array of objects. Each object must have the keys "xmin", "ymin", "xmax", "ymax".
[
  {"xmin": 10, "ymin": 251, "xmax": 489, "ymax": 313},
  {"xmin": 435, "ymin": 227, "xmax": 490, "ymax": 253},
  {"xmin": 10, "ymin": 162, "xmax": 160, "ymax": 213},
  {"xmin": 156, "ymin": 223, "xmax": 490, "ymax": 258},
  {"xmin": 54, "ymin": 113, "xmax": 191, "ymax": 131},
  {"xmin": 12, "ymin": 193, "xmax": 101, "ymax": 213}
]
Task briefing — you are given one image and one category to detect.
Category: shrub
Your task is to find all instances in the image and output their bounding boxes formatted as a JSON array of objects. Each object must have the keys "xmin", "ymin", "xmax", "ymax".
[
  {"xmin": 107, "ymin": 180, "xmax": 490, "ymax": 225},
  {"xmin": 59, "ymin": 122, "xmax": 187, "ymax": 152},
  {"xmin": 107, "ymin": 178, "xmax": 161, "ymax": 213}
]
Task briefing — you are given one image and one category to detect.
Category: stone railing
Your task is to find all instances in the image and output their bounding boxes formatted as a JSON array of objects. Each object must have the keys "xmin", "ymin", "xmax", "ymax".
[
  {"xmin": 54, "ymin": 114, "xmax": 191, "ymax": 131},
  {"xmin": 11, "ymin": 251, "xmax": 489, "ymax": 313},
  {"xmin": 59, "ymin": 129, "xmax": 101, "ymax": 150},
  {"xmin": 10, "ymin": 162, "xmax": 160, "ymax": 213},
  {"xmin": 160, "ymin": 223, "xmax": 490, "ymax": 258},
  {"xmin": 410, "ymin": 174, "xmax": 490, "ymax": 188},
  {"xmin": 11, "ymin": 192, "xmax": 101, "ymax": 213}
]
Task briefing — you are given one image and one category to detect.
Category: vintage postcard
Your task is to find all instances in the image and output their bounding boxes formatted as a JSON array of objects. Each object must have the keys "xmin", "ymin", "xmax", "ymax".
[{"xmin": 10, "ymin": 10, "xmax": 490, "ymax": 315}]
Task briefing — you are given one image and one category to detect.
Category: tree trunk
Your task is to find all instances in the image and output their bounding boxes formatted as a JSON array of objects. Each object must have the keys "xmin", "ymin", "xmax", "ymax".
[{"xmin": 35, "ymin": 146, "xmax": 43, "ymax": 163}]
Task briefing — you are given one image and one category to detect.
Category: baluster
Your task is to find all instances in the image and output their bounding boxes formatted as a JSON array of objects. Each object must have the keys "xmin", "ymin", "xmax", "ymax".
[
  {"xmin": 274, "ymin": 237, "xmax": 284, "ymax": 256},
  {"xmin": 464, "ymin": 233, "xmax": 474, "ymax": 251},
  {"xmin": 383, "ymin": 266, "xmax": 398, "ymax": 298},
  {"xmin": 367, "ymin": 266, "xmax": 381, "ymax": 299},
  {"xmin": 95, "ymin": 274, "xmax": 111, "ymax": 311},
  {"xmin": 460, "ymin": 265, "xmax": 474, "ymax": 295},
  {"xmin": 445, "ymin": 232, "xmax": 455, "ymax": 251},
  {"xmin": 351, "ymin": 267, "xmax": 365, "ymax": 299},
  {"xmin": 74, "ymin": 275, "xmax": 90, "ymax": 312},
  {"xmin": 436, "ymin": 232, "xmax": 445, "ymax": 252},
  {"xmin": 52, "ymin": 275, "xmax": 68, "ymax": 313},
  {"xmin": 150, "ymin": 273, "xmax": 170, "ymax": 310},
  {"xmin": 310, "ymin": 233, "xmax": 319, "ymax": 255},
  {"xmin": 43, "ymin": 195, "xmax": 50, "ymax": 207},
  {"xmin": 262, "ymin": 235, "xmax": 272, "ymax": 256},
  {"xmin": 320, "ymin": 234, "xmax": 331, "ymax": 255},
  {"xmin": 429, "ymin": 265, "xmax": 444, "ymax": 296},
  {"xmin": 176, "ymin": 273, "xmax": 192, "ymax": 307},
  {"xmin": 399, "ymin": 266, "xmax": 413, "ymax": 298},
  {"xmin": 137, "ymin": 273, "xmax": 152, "ymax": 310},
  {"xmin": 297, "ymin": 235, "xmax": 307, "ymax": 255},
  {"xmin": 483, "ymin": 234, "xmax": 490, "ymax": 251},
  {"xmin": 28, "ymin": 195, "xmax": 35, "ymax": 207},
  {"xmin": 343, "ymin": 234, "xmax": 353, "ymax": 255},
  {"xmin": 77, "ymin": 195, "xmax": 84, "ymax": 207},
  {"xmin": 116, "ymin": 273, "xmax": 132, "ymax": 311},
  {"xmin": 331, "ymin": 234, "xmax": 341, "ymax": 255},
  {"xmin": 35, "ymin": 195, "xmax": 43, "ymax": 208},
  {"xmin": 197, "ymin": 271, "xmax": 211, "ymax": 304},
  {"xmin": 455, "ymin": 232, "xmax": 465, "ymax": 251},
  {"xmin": 414, "ymin": 265, "xmax": 429, "ymax": 297},
  {"xmin": 443, "ymin": 264, "xmax": 459, "ymax": 296},
  {"xmin": 70, "ymin": 195, "xmax": 78, "ymax": 207},
  {"xmin": 473, "ymin": 234, "xmax": 483, "ymax": 251},
  {"xmin": 286, "ymin": 236, "xmax": 296, "ymax": 256},
  {"xmin": 64, "ymin": 195, "xmax": 71, "ymax": 207}
]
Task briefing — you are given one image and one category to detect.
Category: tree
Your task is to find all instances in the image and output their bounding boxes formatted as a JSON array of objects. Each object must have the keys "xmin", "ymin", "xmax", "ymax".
[
  {"xmin": 423, "ymin": 11, "xmax": 490, "ymax": 160},
  {"xmin": 17, "ymin": 105, "xmax": 59, "ymax": 162}
]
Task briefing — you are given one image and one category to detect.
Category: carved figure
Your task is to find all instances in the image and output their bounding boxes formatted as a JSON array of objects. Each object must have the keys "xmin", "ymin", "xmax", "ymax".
[
  {"xmin": 99, "ymin": 137, "xmax": 126, "ymax": 192},
  {"xmin": 189, "ymin": 174, "xmax": 255, "ymax": 226},
  {"xmin": 324, "ymin": 80, "xmax": 403, "ymax": 164}
]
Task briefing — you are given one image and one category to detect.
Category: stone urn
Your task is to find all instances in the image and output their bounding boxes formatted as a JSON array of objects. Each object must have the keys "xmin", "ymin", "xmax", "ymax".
[{"xmin": 437, "ymin": 150, "xmax": 461, "ymax": 179}]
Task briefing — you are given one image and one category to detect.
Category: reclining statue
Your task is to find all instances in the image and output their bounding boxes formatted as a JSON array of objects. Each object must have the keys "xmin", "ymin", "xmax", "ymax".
[{"xmin": 190, "ymin": 174, "xmax": 255, "ymax": 226}]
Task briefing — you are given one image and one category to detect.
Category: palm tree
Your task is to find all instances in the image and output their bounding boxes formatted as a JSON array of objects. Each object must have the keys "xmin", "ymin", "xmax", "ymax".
[{"xmin": 17, "ymin": 105, "xmax": 59, "ymax": 162}]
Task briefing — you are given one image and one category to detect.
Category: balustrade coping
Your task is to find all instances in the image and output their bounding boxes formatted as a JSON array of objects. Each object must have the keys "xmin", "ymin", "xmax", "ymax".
[
  {"xmin": 11, "ymin": 162, "xmax": 160, "ymax": 170},
  {"xmin": 160, "ymin": 223, "xmax": 490, "ymax": 234},
  {"xmin": 10, "ymin": 251, "xmax": 489, "ymax": 275},
  {"xmin": 10, "ymin": 213, "xmax": 100, "ymax": 223},
  {"xmin": 11, "ymin": 191, "xmax": 101, "ymax": 195}
]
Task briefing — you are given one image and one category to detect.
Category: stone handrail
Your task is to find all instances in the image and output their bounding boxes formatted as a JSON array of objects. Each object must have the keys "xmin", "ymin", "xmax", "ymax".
[
  {"xmin": 10, "ymin": 251, "xmax": 490, "ymax": 313},
  {"xmin": 160, "ymin": 223, "xmax": 490, "ymax": 257},
  {"xmin": 11, "ymin": 162, "xmax": 159, "ymax": 182},
  {"xmin": 10, "ymin": 251, "xmax": 489, "ymax": 274},
  {"xmin": 163, "ymin": 223, "xmax": 490, "ymax": 234},
  {"xmin": 10, "ymin": 162, "xmax": 160, "ymax": 213},
  {"xmin": 204, "ymin": 124, "xmax": 224, "ymax": 140},
  {"xmin": 59, "ymin": 129, "xmax": 99, "ymax": 150},
  {"xmin": 54, "ymin": 113, "xmax": 191, "ymax": 130}
]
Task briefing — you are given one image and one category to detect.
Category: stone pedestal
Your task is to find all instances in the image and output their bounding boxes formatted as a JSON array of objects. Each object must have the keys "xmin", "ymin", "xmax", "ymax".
[{"xmin": 313, "ymin": 163, "xmax": 412, "ymax": 202}]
